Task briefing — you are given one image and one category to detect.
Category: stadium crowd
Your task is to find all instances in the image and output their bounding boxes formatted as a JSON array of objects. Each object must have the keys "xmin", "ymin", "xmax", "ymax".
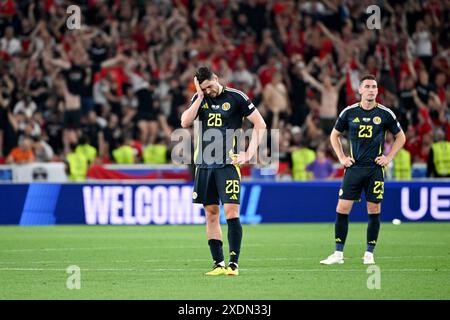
[{"xmin": 0, "ymin": 0, "xmax": 448, "ymax": 179}]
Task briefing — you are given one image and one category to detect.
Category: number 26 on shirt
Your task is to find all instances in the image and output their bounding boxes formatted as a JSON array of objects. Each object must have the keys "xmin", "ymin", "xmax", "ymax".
[{"xmin": 207, "ymin": 113, "xmax": 222, "ymax": 127}]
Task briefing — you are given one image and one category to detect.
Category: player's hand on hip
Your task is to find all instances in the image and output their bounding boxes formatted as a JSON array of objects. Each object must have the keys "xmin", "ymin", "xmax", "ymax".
[
  {"xmin": 232, "ymin": 152, "xmax": 248, "ymax": 165},
  {"xmin": 375, "ymin": 155, "xmax": 391, "ymax": 167},
  {"xmin": 339, "ymin": 156, "xmax": 355, "ymax": 168},
  {"xmin": 194, "ymin": 76, "xmax": 204, "ymax": 99}
]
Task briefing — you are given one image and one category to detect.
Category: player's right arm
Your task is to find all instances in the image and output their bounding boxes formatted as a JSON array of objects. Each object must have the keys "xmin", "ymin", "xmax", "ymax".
[
  {"xmin": 330, "ymin": 128, "xmax": 355, "ymax": 168},
  {"xmin": 331, "ymin": 107, "xmax": 355, "ymax": 167},
  {"xmin": 181, "ymin": 77, "xmax": 204, "ymax": 128}
]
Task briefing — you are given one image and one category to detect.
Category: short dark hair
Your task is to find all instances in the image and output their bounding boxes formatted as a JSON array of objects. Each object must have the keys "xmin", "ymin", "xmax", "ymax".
[
  {"xmin": 360, "ymin": 74, "xmax": 377, "ymax": 85},
  {"xmin": 195, "ymin": 67, "xmax": 213, "ymax": 84}
]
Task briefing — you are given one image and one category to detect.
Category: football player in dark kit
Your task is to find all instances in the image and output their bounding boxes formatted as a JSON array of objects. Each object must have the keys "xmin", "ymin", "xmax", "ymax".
[
  {"xmin": 181, "ymin": 67, "xmax": 266, "ymax": 275},
  {"xmin": 320, "ymin": 74, "xmax": 406, "ymax": 265}
]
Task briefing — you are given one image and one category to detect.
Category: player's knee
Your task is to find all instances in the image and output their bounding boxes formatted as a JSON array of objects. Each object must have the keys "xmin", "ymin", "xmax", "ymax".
[
  {"xmin": 367, "ymin": 202, "xmax": 381, "ymax": 214},
  {"xmin": 205, "ymin": 207, "xmax": 220, "ymax": 222},
  {"xmin": 225, "ymin": 211, "xmax": 239, "ymax": 220},
  {"xmin": 206, "ymin": 213, "xmax": 220, "ymax": 224},
  {"xmin": 224, "ymin": 206, "xmax": 239, "ymax": 220},
  {"xmin": 336, "ymin": 201, "xmax": 352, "ymax": 214}
]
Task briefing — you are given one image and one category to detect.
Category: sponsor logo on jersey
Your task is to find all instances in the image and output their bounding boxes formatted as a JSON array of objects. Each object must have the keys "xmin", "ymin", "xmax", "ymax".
[
  {"xmin": 363, "ymin": 117, "xmax": 371, "ymax": 122},
  {"xmin": 222, "ymin": 102, "xmax": 231, "ymax": 111},
  {"xmin": 211, "ymin": 104, "xmax": 220, "ymax": 110},
  {"xmin": 373, "ymin": 116, "xmax": 381, "ymax": 125}
]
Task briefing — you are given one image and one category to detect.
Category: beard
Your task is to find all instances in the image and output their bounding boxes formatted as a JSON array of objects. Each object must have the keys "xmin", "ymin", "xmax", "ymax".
[{"xmin": 207, "ymin": 88, "xmax": 219, "ymax": 97}]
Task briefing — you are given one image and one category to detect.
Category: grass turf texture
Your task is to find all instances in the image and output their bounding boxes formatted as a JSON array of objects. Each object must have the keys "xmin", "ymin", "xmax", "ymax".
[{"xmin": 0, "ymin": 223, "xmax": 449, "ymax": 299}]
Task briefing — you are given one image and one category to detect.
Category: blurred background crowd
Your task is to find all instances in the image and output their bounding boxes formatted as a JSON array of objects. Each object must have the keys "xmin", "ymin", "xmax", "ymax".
[{"xmin": 0, "ymin": 0, "xmax": 448, "ymax": 180}]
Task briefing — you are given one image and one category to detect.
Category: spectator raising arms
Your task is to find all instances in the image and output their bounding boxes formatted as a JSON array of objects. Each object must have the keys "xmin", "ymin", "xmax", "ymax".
[{"xmin": 0, "ymin": 1, "xmax": 446, "ymax": 177}]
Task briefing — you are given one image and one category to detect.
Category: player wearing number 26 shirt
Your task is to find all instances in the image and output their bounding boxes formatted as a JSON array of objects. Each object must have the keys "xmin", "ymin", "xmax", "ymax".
[{"xmin": 180, "ymin": 66, "xmax": 266, "ymax": 276}]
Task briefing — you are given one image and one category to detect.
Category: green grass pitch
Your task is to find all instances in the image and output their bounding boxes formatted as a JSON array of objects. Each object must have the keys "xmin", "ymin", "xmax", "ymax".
[{"xmin": 0, "ymin": 223, "xmax": 449, "ymax": 299}]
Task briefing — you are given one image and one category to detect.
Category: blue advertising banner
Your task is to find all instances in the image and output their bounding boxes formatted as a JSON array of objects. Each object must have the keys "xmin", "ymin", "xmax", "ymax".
[{"xmin": 0, "ymin": 181, "xmax": 449, "ymax": 225}]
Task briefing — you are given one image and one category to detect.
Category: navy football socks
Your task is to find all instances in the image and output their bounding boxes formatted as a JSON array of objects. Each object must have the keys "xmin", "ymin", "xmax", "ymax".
[
  {"xmin": 335, "ymin": 213, "xmax": 349, "ymax": 252},
  {"xmin": 227, "ymin": 218, "xmax": 242, "ymax": 264}
]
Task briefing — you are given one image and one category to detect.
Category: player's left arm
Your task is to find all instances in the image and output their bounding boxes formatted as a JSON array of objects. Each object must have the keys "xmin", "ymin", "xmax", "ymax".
[
  {"xmin": 233, "ymin": 108, "xmax": 267, "ymax": 165},
  {"xmin": 375, "ymin": 113, "xmax": 406, "ymax": 167},
  {"xmin": 375, "ymin": 130, "xmax": 406, "ymax": 166}
]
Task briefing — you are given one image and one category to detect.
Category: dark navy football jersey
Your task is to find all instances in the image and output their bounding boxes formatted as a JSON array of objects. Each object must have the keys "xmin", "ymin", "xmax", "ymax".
[
  {"xmin": 190, "ymin": 87, "xmax": 256, "ymax": 168},
  {"xmin": 334, "ymin": 103, "xmax": 402, "ymax": 167}
]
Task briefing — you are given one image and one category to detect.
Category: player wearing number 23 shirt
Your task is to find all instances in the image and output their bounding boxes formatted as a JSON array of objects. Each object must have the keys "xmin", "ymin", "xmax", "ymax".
[{"xmin": 320, "ymin": 74, "xmax": 406, "ymax": 266}]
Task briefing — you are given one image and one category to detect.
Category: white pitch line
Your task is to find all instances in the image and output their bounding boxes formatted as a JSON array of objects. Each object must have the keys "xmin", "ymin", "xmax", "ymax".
[
  {"xmin": 0, "ymin": 255, "xmax": 449, "ymax": 265},
  {"xmin": 3, "ymin": 242, "xmax": 449, "ymax": 253},
  {"xmin": 143, "ymin": 256, "xmax": 450, "ymax": 262},
  {"xmin": 375, "ymin": 255, "xmax": 450, "ymax": 259},
  {"xmin": 2, "ymin": 247, "xmax": 125, "ymax": 253},
  {"xmin": 0, "ymin": 267, "xmax": 189, "ymax": 272},
  {"xmin": 1, "ymin": 246, "xmax": 209, "ymax": 252},
  {"xmin": 0, "ymin": 267, "xmax": 449, "ymax": 273},
  {"xmin": 263, "ymin": 268, "xmax": 450, "ymax": 272},
  {"xmin": 0, "ymin": 268, "xmax": 137, "ymax": 271}
]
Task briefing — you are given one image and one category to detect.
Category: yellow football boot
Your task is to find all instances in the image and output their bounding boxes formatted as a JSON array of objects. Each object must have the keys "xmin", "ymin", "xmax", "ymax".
[
  {"xmin": 205, "ymin": 265, "xmax": 227, "ymax": 276},
  {"xmin": 226, "ymin": 263, "xmax": 239, "ymax": 276}
]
